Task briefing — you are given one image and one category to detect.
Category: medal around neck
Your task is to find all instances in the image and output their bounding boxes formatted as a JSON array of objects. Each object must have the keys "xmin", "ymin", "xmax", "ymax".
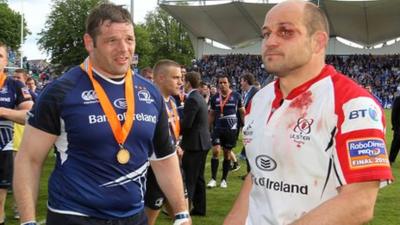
[{"xmin": 117, "ymin": 148, "xmax": 130, "ymax": 164}]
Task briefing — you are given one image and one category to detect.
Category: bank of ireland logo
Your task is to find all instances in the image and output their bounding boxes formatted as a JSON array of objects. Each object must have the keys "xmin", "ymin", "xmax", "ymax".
[
  {"xmin": 255, "ymin": 155, "xmax": 277, "ymax": 171},
  {"xmin": 290, "ymin": 117, "xmax": 314, "ymax": 147},
  {"xmin": 138, "ymin": 89, "xmax": 154, "ymax": 104}
]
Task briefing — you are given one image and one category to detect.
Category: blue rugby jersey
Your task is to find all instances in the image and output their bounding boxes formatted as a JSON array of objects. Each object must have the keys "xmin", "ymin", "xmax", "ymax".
[
  {"xmin": 28, "ymin": 66, "xmax": 174, "ymax": 219},
  {"xmin": 0, "ymin": 77, "xmax": 31, "ymax": 151},
  {"xmin": 210, "ymin": 91, "xmax": 243, "ymax": 130}
]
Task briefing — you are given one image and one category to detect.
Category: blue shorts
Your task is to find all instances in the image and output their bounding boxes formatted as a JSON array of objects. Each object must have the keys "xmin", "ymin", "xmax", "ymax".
[{"xmin": 211, "ymin": 128, "xmax": 238, "ymax": 149}]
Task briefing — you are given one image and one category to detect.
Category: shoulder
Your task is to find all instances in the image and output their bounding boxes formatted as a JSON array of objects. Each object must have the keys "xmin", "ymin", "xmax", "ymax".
[
  {"xmin": 5, "ymin": 77, "xmax": 24, "ymax": 90},
  {"xmin": 252, "ymin": 81, "xmax": 275, "ymax": 104},
  {"xmin": 38, "ymin": 66, "xmax": 85, "ymax": 102},
  {"xmin": 331, "ymin": 70, "xmax": 377, "ymax": 104},
  {"xmin": 134, "ymin": 73, "xmax": 163, "ymax": 107}
]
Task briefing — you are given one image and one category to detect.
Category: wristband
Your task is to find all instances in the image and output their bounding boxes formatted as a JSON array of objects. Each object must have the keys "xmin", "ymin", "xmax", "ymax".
[
  {"xmin": 173, "ymin": 211, "xmax": 190, "ymax": 225},
  {"xmin": 21, "ymin": 221, "xmax": 37, "ymax": 225}
]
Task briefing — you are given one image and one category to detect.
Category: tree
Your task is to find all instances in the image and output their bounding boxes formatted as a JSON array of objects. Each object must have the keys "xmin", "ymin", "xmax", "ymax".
[
  {"xmin": 0, "ymin": 2, "xmax": 30, "ymax": 50},
  {"xmin": 134, "ymin": 23, "xmax": 154, "ymax": 69},
  {"xmin": 144, "ymin": 7, "xmax": 194, "ymax": 66},
  {"xmin": 38, "ymin": 0, "xmax": 105, "ymax": 73}
]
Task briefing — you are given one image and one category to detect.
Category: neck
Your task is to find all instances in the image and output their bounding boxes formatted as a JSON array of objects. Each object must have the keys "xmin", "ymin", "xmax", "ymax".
[
  {"xmin": 278, "ymin": 58, "xmax": 325, "ymax": 98},
  {"xmin": 221, "ymin": 89, "xmax": 231, "ymax": 96},
  {"xmin": 91, "ymin": 62, "xmax": 125, "ymax": 79},
  {"xmin": 186, "ymin": 87, "xmax": 194, "ymax": 93},
  {"xmin": 243, "ymin": 85, "xmax": 251, "ymax": 92}
]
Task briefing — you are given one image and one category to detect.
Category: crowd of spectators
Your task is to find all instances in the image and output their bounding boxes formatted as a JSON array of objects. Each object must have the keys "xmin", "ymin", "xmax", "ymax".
[
  {"xmin": 188, "ymin": 54, "xmax": 274, "ymax": 90},
  {"xmin": 189, "ymin": 54, "xmax": 400, "ymax": 108},
  {"xmin": 327, "ymin": 54, "xmax": 400, "ymax": 108}
]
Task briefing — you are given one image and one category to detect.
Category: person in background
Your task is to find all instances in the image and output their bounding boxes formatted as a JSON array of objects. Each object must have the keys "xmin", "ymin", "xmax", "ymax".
[
  {"xmin": 389, "ymin": 93, "xmax": 400, "ymax": 164},
  {"xmin": 140, "ymin": 66, "xmax": 153, "ymax": 82},
  {"xmin": 25, "ymin": 77, "xmax": 39, "ymax": 102},
  {"xmin": 207, "ymin": 74, "xmax": 244, "ymax": 189},
  {"xmin": 238, "ymin": 72, "xmax": 259, "ymax": 174},
  {"xmin": 144, "ymin": 59, "xmax": 187, "ymax": 225},
  {"xmin": 181, "ymin": 72, "xmax": 211, "ymax": 216},
  {"xmin": 0, "ymin": 42, "xmax": 33, "ymax": 225}
]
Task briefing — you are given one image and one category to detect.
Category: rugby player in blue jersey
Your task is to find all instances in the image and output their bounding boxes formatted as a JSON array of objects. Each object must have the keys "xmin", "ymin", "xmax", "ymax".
[
  {"xmin": 0, "ymin": 42, "xmax": 33, "ymax": 225},
  {"xmin": 13, "ymin": 4, "xmax": 190, "ymax": 225},
  {"xmin": 207, "ymin": 74, "xmax": 245, "ymax": 189}
]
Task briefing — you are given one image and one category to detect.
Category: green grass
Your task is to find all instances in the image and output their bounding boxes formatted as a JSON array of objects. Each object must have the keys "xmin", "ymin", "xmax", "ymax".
[{"xmin": 5, "ymin": 110, "xmax": 400, "ymax": 225}]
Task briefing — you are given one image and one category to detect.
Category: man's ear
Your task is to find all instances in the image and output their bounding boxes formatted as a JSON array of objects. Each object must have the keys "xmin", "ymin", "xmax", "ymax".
[
  {"xmin": 312, "ymin": 31, "xmax": 328, "ymax": 54},
  {"xmin": 83, "ymin": 33, "xmax": 94, "ymax": 53}
]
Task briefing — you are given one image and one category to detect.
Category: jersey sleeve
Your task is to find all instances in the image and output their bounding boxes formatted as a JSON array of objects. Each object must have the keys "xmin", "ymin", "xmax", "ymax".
[
  {"xmin": 149, "ymin": 97, "xmax": 175, "ymax": 161},
  {"xmin": 27, "ymin": 81, "xmax": 64, "ymax": 135},
  {"xmin": 334, "ymin": 95, "xmax": 393, "ymax": 185}
]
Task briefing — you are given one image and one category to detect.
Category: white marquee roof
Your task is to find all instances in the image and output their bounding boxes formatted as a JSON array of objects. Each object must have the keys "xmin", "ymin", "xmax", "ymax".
[{"xmin": 160, "ymin": 0, "xmax": 400, "ymax": 48}]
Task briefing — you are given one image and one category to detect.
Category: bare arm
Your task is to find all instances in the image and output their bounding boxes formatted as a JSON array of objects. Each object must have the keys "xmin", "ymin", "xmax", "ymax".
[
  {"xmin": 239, "ymin": 107, "xmax": 245, "ymax": 125},
  {"xmin": 291, "ymin": 181, "xmax": 380, "ymax": 225},
  {"xmin": 13, "ymin": 125, "xmax": 57, "ymax": 223},
  {"xmin": 223, "ymin": 174, "xmax": 252, "ymax": 225},
  {"xmin": 0, "ymin": 100, "xmax": 33, "ymax": 124},
  {"xmin": 151, "ymin": 154, "xmax": 191, "ymax": 224}
]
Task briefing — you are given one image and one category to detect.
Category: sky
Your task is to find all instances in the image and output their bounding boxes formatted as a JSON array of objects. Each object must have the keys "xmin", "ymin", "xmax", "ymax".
[{"xmin": 8, "ymin": 0, "xmax": 158, "ymax": 60}]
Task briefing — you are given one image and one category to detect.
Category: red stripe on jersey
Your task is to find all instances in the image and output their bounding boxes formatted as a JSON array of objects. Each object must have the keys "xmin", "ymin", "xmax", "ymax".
[{"xmin": 331, "ymin": 67, "xmax": 393, "ymax": 184}]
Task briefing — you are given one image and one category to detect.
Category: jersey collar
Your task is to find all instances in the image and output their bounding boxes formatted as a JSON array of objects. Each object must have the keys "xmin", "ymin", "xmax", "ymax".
[{"xmin": 274, "ymin": 64, "xmax": 337, "ymax": 101}]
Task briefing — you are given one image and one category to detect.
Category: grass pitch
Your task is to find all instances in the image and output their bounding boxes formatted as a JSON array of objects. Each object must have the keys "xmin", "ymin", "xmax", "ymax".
[{"xmin": 5, "ymin": 110, "xmax": 399, "ymax": 225}]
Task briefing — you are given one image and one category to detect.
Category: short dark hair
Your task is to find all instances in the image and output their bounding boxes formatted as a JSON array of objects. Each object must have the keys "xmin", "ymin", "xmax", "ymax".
[
  {"xmin": 303, "ymin": 2, "xmax": 329, "ymax": 37},
  {"xmin": 240, "ymin": 72, "xmax": 256, "ymax": 86},
  {"xmin": 86, "ymin": 3, "xmax": 133, "ymax": 46},
  {"xmin": 185, "ymin": 71, "xmax": 201, "ymax": 89},
  {"xmin": 26, "ymin": 77, "xmax": 37, "ymax": 85},
  {"xmin": 140, "ymin": 66, "xmax": 153, "ymax": 75},
  {"xmin": 153, "ymin": 59, "xmax": 181, "ymax": 77},
  {"xmin": 200, "ymin": 81, "xmax": 209, "ymax": 88},
  {"xmin": 217, "ymin": 74, "xmax": 230, "ymax": 84},
  {"xmin": 14, "ymin": 68, "xmax": 27, "ymax": 76}
]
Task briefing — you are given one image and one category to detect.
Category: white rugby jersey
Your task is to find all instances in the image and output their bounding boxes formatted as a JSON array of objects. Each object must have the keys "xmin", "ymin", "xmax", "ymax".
[{"xmin": 244, "ymin": 65, "xmax": 393, "ymax": 225}]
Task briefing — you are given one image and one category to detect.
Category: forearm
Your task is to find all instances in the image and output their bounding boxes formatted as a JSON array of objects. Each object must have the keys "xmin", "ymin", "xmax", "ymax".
[
  {"xmin": 223, "ymin": 174, "xmax": 252, "ymax": 225},
  {"xmin": 13, "ymin": 153, "xmax": 43, "ymax": 222},
  {"xmin": 0, "ymin": 108, "xmax": 29, "ymax": 124},
  {"xmin": 151, "ymin": 155, "xmax": 188, "ymax": 214},
  {"xmin": 291, "ymin": 181, "xmax": 379, "ymax": 225}
]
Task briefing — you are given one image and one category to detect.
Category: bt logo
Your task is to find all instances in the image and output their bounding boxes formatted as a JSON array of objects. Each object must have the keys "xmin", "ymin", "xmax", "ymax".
[{"xmin": 349, "ymin": 107, "xmax": 378, "ymax": 121}]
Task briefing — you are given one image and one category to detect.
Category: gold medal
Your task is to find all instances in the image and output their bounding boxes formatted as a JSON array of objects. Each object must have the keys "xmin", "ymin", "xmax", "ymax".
[{"xmin": 117, "ymin": 148, "xmax": 130, "ymax": 164}]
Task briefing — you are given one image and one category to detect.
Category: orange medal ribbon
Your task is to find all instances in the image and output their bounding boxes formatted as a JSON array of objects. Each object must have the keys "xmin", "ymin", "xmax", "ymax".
[
  {"xmin": 165, "ymin": 98, "xmax": 180, "ymax": 140},
  {"xmin": 80, "ymin": 58, "xmax": 135, "ymax": 164},
  {"xmin": 219, "ymin": 91, "xmax": 232, "ymax": 117},
  {"xmin": 0, "ymin": 73, "xmax": 7, "ymax": 89}
]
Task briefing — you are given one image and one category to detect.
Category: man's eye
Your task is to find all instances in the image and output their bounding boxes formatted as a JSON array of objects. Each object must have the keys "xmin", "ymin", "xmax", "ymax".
[
  {"xmin": 279, "ymin": 29, "xmax": 294, "ymax": 38},
  {"xmin": 262, "ymin": 32, "xmax": 270, "ymax": 39}
]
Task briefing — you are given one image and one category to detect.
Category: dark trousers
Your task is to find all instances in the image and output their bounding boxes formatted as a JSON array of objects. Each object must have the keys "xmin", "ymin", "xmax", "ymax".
[
  {"xmin": 182, "ymin": 150, "xmax": 208, "ymax": 215},
  {"xmin": 389, "ymin": 130, "xmax": 400, "ymax": 163},
  {"xmin": 46, "ymin": 209, "xmax": 147, "ymax": 225}
]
